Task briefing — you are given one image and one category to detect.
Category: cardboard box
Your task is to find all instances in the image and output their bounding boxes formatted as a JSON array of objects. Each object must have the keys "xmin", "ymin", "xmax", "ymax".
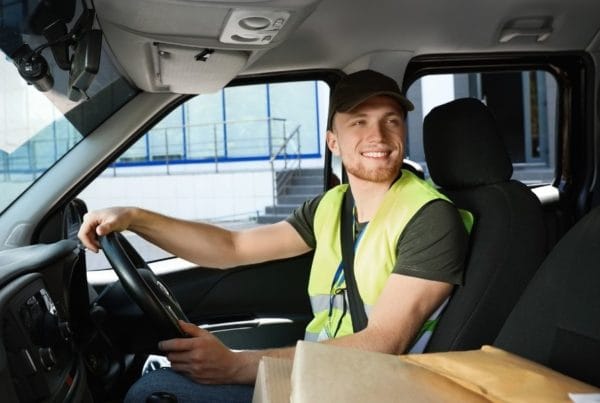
[
  {"xmin": 254, "ymin": 341, "xmax": 488, "ymax": 403},
  {"xmin": 253, "ymin": 357, "xmax": 293, "ymax": 403}
]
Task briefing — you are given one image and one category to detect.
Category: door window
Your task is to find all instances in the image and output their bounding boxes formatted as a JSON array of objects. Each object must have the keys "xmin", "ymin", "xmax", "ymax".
[{"xmin": 80, "ymin": 80, "xmax": 329, "ymax": 269}]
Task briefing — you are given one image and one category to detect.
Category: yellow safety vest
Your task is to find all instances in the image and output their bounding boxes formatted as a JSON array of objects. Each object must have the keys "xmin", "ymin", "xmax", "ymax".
[{"xmin": 304, "ymin": 170, "xmax": 473, "ymax": 352}]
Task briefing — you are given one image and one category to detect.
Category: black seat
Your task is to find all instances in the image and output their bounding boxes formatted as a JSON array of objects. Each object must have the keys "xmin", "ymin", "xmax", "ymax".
[
  {"xmin": 422, "ymin": 98, "xmax": 547, "ymax": 352},
  {"xmin": 494, "ymin": 204, "xmax": 600, "ymax": 386}
]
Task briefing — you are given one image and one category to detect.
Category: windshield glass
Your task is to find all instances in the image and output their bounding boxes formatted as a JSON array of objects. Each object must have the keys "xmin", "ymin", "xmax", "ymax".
[{"xmin": 0, "ymin": 0, "xmax": 138, "ymax": 214}]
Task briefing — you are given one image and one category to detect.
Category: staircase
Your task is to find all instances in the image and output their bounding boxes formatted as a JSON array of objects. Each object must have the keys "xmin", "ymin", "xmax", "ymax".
[{"xmin": 257, "ymin": 168, "xmax": 324, "ymax": 224}]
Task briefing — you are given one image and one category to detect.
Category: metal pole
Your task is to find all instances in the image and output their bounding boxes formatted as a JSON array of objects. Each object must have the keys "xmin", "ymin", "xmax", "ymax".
[
  {"xmin": 213, "ymin": 124, "xmax": 219, "ymax": 173},
  {"xmin": 270, "ymin": 158, "xmax": 276, "ymax": 208},
  {"xmin": 298, "ymin": 126, "xmax": 302, "ymax": 170},
  {"xmin": 165, "ymin": 129, "xmax": 170, "ymax": 175},
  {"xmin": 268, "ymin": 118, "xmax": 273, "ymax": 160},
  {"xmin": 283, "ymin": 120, "xmax": 287, "ymax": 169},
  {"xmin": 28, "ymin": 141, "xmax": 35, "ymax": 180}
]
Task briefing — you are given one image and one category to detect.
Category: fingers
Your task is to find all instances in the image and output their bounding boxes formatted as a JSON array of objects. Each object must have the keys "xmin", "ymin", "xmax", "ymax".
[
  {"xmin": 179, "ymin": 320, "xmax": 204, "ymax": 336},
  {"xmin": 78, "ymin": 214, "xmax": 102, "ymax": 252},
  {"xmin": 157, "ymin": 323, "xmax": 240, "ymax": 384},
  {"xmin": 164, "ymin": 350, "xmax": 193, "ymax": 365},
  {"xmin": 159, "ymin": 322, "xmax": 209, "ymax": 352},
  {"xmin": 77, "ymin": 207, "xmax": 131, "ymax": 252}
]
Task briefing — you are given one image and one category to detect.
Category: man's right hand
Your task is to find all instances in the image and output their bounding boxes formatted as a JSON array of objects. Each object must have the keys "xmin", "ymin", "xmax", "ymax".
[{"xmin": 78, "ymin": 207, "xmax": 137, "ymax": 252}]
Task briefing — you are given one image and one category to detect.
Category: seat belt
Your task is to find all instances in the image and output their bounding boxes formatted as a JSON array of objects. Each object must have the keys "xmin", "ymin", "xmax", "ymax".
[{"xmin": 340, "ymin": 189, "xmax": 369, "ymax": 332}]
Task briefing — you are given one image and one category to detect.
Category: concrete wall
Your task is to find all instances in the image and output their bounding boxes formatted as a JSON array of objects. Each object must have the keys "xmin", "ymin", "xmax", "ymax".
[{"xmin": 78, "ymin": 158, "xmax": 325, "ymax": 222}]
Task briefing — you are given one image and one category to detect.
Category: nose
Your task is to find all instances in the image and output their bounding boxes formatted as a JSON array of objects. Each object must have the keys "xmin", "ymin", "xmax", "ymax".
[{"xmin": 366, "ymin": 121, "xmax": 387, "ymax": 141}]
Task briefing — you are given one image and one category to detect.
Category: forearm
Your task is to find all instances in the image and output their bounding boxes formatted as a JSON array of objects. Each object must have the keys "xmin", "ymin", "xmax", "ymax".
[
  {"xmin": 127, "ymin": 208, "xmax": 239, "ymax": 268},
  {"xmin": 323, "ymin": 324, "xmax": 415, "ymax": 355},
  {"xmin": 232, "ymin": 325, "xmax": 413, "ymax": 384},
  {"xmin": 234, "ymin": 346, "xmax": 296, "ymax": 384}
]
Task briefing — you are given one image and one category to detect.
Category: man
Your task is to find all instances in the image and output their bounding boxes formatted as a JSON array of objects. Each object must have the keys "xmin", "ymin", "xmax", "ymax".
[{"xmin": 78, "ymin": 70, "xmax": 469, "ymax": 402}]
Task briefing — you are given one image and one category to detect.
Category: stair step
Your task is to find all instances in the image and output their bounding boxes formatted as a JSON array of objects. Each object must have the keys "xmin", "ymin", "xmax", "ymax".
[
  {"xmin": 275, "ymin": 169, "xmax": 323, "ymax": 180},
  {"xmin": 282, "ymin": 185, "xmax": 323, "ymax": 196},
  {"xmin": 294, "ymin": 168, "xmax": 323, "ymax": 175},
  {"xmin": 277, "ymin": 195, "xmax": 311, "ymax": 205},
  {"xmin": 290, "ymin": 176, "xmax": 324, "ymax": 186},
  {"xmin": 258, "ymin": 168, "xmax": 325, "ymax": 224},
  {"xmin": 265, "ymin": 205, "xmax": 298, "ymax": 215},
  {"xmin": 256, "ymin": 214, "xmax": 288, "ymax": 224}
]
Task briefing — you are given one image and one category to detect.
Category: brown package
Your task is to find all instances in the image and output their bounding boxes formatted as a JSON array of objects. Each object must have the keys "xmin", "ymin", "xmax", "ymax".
[{"xmin": 400, "ymin": 345, "xmax": 600, "ymax": 402}]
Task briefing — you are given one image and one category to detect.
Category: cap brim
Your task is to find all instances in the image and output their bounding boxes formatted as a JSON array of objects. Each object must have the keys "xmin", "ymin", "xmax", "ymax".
[{"xmin": 337, "ymin": 90, "xmax": 415, "ymax": 114}]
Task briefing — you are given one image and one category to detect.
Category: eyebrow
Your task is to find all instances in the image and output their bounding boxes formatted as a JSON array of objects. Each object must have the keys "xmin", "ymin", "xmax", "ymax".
[{"xmin": 347, "ymin": 111, "xmax": 404, "ymax": 119}]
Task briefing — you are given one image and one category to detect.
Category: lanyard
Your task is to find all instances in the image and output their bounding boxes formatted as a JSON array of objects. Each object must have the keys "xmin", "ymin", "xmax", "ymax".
[{"xmin": 329, "ymin": 226, "xmax": 366, "ymax": 291}]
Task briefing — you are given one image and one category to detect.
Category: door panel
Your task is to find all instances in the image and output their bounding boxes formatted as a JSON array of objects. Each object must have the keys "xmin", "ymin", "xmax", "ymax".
[{"xmin": 93, "ymin": 252, "xmax": 313, "ymax": 351}]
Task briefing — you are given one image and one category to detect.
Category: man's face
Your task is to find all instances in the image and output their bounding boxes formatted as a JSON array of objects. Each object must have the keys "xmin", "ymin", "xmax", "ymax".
[{"xmin": 327, "ymin": 95, "xmax": 406, "ymax": 184}]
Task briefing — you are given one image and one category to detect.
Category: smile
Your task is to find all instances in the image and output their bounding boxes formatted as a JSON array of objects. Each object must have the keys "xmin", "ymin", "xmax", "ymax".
[{"xmin": 361, "ymin": 151, "xmax": 390, "ymax": 158}]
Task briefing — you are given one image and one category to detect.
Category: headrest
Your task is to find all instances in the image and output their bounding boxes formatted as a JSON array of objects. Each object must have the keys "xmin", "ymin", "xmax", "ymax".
[{"xmin": 423, "ymin": 98, "xmax": 513, "ymax": 190}]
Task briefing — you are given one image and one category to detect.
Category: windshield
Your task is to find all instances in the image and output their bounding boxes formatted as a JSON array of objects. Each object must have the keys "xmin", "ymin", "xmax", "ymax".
[{"xmin": 0, "ymin": 0, "xmax": 138, "ymax": 214}]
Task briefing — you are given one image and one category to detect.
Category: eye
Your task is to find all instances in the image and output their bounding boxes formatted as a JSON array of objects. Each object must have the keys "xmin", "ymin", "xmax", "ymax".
[
  {"xmin": 350, "ymin": 119, "xmax": 366, "ymax": 127},
  {"xmin": 383, "ymin": 117, "xmax": 404, "ymax": 129}
]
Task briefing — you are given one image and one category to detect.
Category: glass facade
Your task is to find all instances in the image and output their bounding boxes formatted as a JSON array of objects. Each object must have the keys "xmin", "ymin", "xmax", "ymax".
[{"xmin": 116, "ymin": 81, "xmax": 323, "ymax": 167}]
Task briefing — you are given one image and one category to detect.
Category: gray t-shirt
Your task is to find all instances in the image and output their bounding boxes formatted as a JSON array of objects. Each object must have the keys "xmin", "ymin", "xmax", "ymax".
[{"xmin": 286, "ymin": 195, "xmax": 468, "ymax": 285}]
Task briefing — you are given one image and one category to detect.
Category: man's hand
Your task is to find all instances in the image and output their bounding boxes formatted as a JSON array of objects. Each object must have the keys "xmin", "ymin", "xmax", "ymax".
[
  {"xmin": 78, "ymin": 207, "xmax": 136, "ymax": 252},
  {"xmin": 159, "ymin": 321, "xmax": 254, "ymax": 385}
]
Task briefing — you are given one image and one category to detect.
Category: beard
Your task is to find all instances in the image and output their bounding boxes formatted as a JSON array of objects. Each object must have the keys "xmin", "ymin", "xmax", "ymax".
[{"xmin": 345, "ymin": 161, "xmax": 401, "ymax": 183}]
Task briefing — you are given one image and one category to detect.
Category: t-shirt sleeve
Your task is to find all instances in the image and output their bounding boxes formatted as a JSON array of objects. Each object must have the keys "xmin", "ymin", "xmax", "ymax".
[
  {"xmin": 285, "ymin": 194, "xmax": 324, "ymax": 249},
  {"xmin": 393, "ymin": 199, "xmax": 469, "ymax": 285}
]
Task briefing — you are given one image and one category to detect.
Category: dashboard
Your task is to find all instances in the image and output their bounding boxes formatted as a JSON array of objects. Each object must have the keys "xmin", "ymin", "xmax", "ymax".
[{"xmin": 0, "ymin": 240, "xmax": 89, "ymax": 402}]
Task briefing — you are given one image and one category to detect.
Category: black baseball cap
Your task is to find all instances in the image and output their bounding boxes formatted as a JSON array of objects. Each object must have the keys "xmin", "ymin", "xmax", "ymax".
[{"xmin": 327, "ymin": 70, "xmax": 414, "ymax": 130}]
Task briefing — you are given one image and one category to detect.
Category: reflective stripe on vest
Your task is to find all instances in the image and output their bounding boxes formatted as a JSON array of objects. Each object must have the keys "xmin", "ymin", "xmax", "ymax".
[{"xmin": 304, "ymin": 170, "xmax": 473, "ymax": 351}]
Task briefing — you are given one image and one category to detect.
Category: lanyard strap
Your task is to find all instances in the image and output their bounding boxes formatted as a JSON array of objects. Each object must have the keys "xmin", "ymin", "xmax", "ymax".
[
  {"xmin": 340, "ymin": 188, "xmax": 369, "ymax": 332},
  {"xmin": 330, "ymin": 228, "xmax": 366, "ymax": 290}
]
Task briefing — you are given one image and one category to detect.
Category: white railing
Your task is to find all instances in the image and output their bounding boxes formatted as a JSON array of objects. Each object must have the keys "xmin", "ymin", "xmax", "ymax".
[
  {"xmin": 269, "ymin": 124, "xmax": 302, "ymax": 207},
  {"xmin": 113, "ymin": 117, "xmax": 297, "ymax": 175}
]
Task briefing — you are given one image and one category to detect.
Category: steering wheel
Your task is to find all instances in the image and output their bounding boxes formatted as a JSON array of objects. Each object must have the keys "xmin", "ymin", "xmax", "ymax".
[{"xmin": 99, "ymin": 232, "xmax": 188, "ymax": 339}]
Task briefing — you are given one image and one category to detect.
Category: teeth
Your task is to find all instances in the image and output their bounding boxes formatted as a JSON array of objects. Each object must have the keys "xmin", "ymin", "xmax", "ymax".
[{"xmin": 362, "ymin": 151, "xmax": 388, "ymax": 158}]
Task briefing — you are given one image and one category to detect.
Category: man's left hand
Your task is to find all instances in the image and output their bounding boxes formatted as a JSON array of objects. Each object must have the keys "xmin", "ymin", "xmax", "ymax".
[{"xmin": 159, "ymin": 321, "xmax": 244, "ymax": 384}]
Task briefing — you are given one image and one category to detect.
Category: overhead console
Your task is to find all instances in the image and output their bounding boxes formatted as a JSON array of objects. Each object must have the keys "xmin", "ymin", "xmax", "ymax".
[{"xmin": 94, "ymin": 0, "xmax": 321, "ymax": 94}]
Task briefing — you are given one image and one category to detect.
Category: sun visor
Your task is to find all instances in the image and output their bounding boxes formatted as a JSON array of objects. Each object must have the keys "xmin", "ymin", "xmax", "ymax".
[{"xmin": 151, "ymin": 43, "xmax": 248, "ymax": 94}]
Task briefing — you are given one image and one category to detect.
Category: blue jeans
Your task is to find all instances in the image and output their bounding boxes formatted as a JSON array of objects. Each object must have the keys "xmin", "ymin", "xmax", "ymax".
[{"xmin": 124, "ymin": 368, "xmax": 254, "ymax": 403}]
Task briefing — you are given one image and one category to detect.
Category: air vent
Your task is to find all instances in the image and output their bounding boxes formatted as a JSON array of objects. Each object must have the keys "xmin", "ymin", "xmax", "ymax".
[{"xmin": 220, "ymin": 9, "xmax": 290, "ymax": 45}]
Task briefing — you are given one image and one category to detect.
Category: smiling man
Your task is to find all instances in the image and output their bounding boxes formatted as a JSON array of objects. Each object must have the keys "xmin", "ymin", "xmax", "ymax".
[{"xmin": 79, "ymin": 69, "xmax": 470, "ymax": 402}]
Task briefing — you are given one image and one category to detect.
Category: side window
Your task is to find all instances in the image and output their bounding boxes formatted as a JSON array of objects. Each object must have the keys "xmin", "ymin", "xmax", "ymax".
[
  {"xmin": 405, "ymin": 71, "xmax": 557, "ymax": 185},
  {"xmin": 80, "ymin": 80, "xmax": 330, "ymax": 269}
]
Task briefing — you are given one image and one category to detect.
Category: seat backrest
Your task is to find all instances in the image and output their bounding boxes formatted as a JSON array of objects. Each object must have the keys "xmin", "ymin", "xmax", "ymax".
[
  {"xmin": 422, "ymin": 98, "xmax": 547, "ymax": 352},
  {"xmin": 494, "ymin": 204, "xmax": 600, "ymax": 386}
]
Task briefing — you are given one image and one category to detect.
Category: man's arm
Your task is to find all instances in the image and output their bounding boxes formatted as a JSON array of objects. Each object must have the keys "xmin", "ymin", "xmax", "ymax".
[
  {"xmin": 78, "ymin": 207, "xmax": 311, "ymax": 268},
  {"xmin": 322, "ymin": 273, "xmax": 452, "ymax": 353},
  {"xmin": 160, "ymin": 274, "xmax": 452, "ymax": 384}
]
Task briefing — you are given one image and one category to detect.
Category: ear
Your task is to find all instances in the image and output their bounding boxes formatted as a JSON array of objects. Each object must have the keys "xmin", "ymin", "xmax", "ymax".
[{"xmin": 326, "ymin": 130, "xmax": 340, "ymax": 156}]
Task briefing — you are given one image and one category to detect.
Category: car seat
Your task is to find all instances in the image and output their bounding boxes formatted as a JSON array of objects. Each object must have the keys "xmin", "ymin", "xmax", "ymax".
[
  {"xmin": 421, "ymin": 98, "xmax": 547, "ymax": 352},
  {"xmin": 493, "ymin": 203, "xmax": 600, "ymax": 386}
]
